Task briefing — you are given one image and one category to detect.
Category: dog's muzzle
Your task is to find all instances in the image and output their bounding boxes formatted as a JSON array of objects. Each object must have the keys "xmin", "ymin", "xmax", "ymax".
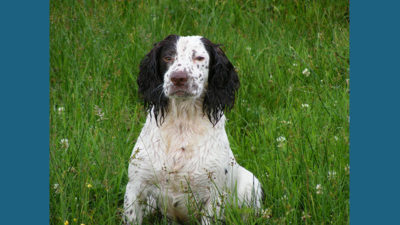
[{"xmin": 169, "ymin": 70, "xmax": 190, "ymax": 96}]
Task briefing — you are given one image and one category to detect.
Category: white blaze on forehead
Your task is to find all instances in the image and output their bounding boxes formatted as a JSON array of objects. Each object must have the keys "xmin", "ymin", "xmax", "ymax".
[{"xmin": 175, "ymin": 36, "xmax": 208, "ymax": 61}]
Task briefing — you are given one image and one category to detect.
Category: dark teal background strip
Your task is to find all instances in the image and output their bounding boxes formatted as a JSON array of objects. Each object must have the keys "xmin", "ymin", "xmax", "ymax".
[
  {"xmin": 0, "ymin": 1, "xmax": 49, "ymax": 224},
  {"xmin": 351, "ymin": 0, "xmax": 400, "ymax": 224}
]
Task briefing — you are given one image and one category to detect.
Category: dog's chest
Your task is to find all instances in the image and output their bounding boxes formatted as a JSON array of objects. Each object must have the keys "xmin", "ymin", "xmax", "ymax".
[{"xmin": 148, "ymin": 122, "xmax": 224, "ymax": 190}]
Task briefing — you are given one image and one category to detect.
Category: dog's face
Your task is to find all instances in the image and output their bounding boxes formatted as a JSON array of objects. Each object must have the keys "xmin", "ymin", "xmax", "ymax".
[
  {"xmin": 137, "ymin": 35, "xmax": 239, "ymax": 125},
  {"xmin": 162, "ymin": 36, "xmax": 210, "ymax": 99}
]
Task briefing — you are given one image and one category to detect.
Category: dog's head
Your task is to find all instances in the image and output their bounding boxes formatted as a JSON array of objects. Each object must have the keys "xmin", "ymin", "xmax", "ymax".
[{"xmin": 137, "ymin": 35, "xmax": 239, "ymax": 125}]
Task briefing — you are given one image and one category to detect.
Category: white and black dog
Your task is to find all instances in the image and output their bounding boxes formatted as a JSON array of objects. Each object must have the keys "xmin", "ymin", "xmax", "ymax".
[{"xmin": 124, "ymin": 35, "xmax": 263, "ymax": 224}]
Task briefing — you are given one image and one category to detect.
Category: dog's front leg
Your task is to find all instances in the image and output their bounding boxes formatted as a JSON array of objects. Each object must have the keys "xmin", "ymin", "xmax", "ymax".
[
  {"xmin": 236, "ymin": 166, "xmax": 263, "ymax": 209},
  {"xmin": 123, "ymin": 181, "xmax": 147, "ymax": 225}
]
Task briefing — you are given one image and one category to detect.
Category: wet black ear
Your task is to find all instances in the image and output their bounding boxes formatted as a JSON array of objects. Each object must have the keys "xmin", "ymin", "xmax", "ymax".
[
  {"xmin": 137, "ymin": 34, "xmax": 179, "ymax": 125},
  {"xmin": 201, "ymin": 38, "xmax": 240, "ymax": 125}
]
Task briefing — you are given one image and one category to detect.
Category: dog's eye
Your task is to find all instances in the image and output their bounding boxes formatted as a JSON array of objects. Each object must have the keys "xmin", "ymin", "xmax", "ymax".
[
  {"xmin": 163, "ymin": 56, "xmax": 174, "ymax": 63},
  {"xmin": 195, "ymin": 56, "xmax": 205, "ymax": 61}
]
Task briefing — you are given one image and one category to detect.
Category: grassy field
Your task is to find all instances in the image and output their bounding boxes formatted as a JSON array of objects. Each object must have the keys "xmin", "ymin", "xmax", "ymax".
[{"xmin": 50, "ymin": 0, "xmax": 349, "ymax": 224}]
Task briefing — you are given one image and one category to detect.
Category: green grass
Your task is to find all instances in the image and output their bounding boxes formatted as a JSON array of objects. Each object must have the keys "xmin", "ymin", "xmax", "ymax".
[{"xmin": 50, "ymin": 0, "xmax": 349, "ymax": 224}]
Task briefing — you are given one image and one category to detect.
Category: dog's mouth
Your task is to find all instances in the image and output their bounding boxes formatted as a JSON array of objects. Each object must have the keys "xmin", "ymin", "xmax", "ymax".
[
  {"xmin": 167, "ymin": 85, "xmax": 196, "ymax": 98},
  {"xmin": 172, "ymin": 90, "xmax": 188, "ymax": 96},
  {"xmin": 170, "ymin": 89, "xmax": 194, "ymax": 97}
]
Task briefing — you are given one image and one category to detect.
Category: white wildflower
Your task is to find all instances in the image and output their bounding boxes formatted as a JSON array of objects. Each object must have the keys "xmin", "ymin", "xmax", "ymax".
[
  {"xmin": 328, "ymin": 171, "xmax": 337, "ymax": 180},
  {"xmin": 54, "ymin": 183, "xmax": 61, "ymax": 194},
  {"xmin": 276, "ymin": 136, "xmax": 286, "ymax": 142},
  {"xmin": 60, "ymin": 138, "xmax": 69, "ymax": 149},
  {"xmin": 293, "ymin": 63, "xmax": 298, "ymax": 67},
  {"xmin": 302, "ymin": 68, "xmax": 311, "ymax": 77},
  {"xmin": 57, "ymin": 106, "xmax": 65, "ymax": 114},
  {"xmin": 280, "ymin": 120, "xmax": 292, "ymax": 125},
  {"xmin": 301, "ymin": 103, "xmax": 310, "ymax": 108},
  {"xmin": 334, "ymin": 136, "xmax": 339, "ymax": 141},
  {"xmin": 345, "ymin": 164, "xmax": 350, "ymax": 174},
  {"xmin": 245, "ymin": 46, "xmax": 251, "ymax": 52},
  {"xmin": 94, "ymin": 105, "xmax": 105, "ymax": 121},
  {"xmin": 276, "ymin": 136, "xmax": 286, "ymax": 148},
  {"xmin": 315, "ymin": 184, "xmax": 323, "ymax": 194},
  {"xmin": 261, "ymin": 208, "xmax": 272, "ymax": 219}
]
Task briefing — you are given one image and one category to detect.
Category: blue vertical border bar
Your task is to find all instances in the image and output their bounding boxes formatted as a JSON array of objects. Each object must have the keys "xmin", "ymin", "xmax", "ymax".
[
  {"xmin": 351, "ymin": 0, "xmax": 400, "ymax": 224},
  {"xmin": 0, "ymin": 1, "xmax": 49, "ymax": 224}
]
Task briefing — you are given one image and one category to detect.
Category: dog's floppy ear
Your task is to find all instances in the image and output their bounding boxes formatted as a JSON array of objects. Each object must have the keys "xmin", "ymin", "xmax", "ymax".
[
  {"xmin": 201, "ymin": 38, "xmax": 240, "ymax": 125},
  {"xmin": 137, "ymin": 34, "xmax": 179, "ymax": 125}
]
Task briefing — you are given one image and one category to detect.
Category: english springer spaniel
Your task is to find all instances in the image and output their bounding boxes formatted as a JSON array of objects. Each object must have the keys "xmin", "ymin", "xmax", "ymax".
[{"xmin": 124, "ymin": 35, "xmax": 263, "ymax": 224}]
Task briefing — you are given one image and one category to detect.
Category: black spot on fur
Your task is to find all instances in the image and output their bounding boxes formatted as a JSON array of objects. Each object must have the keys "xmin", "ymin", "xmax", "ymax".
[
  {"xmin": 174, "ymin": 201, "xmax": 179, "ymax": 207},
  {"xmin": 200, "ymin": 37, "xmax": 240, "ymax": 125},
  {"xmin": 192, "ymin": 49, "xmax": 197, "ymax": 59},
  {"xmin": 137, "ymin": 34, "xmax": 179, "ymax": 125},
  {"xmin": 197, "ymin": 64, "xmax": 199, "ymax": 68},
  {"xmin": 224, "ymin": 168, "xmax": 228, "ymax": 174},
  {"xmin": 129, "ymin": 210, "xmax": 133, "ymax": 215}
]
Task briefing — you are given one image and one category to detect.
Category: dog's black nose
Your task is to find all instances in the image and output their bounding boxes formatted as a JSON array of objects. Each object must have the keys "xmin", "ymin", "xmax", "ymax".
[{"xmin": 170, "ymin": 71, "xmax": 188, "ymax": 87}]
